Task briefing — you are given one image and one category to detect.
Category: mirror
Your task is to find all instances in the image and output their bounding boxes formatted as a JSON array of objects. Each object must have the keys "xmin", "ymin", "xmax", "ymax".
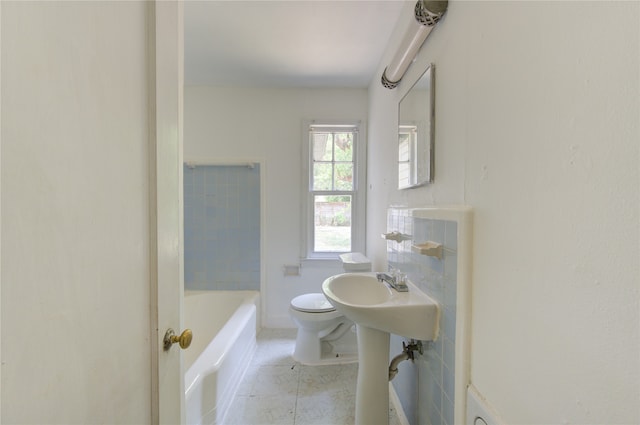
[{"xmin": 398, "ymin": 64, "xmax": 435, "ymax": 189}]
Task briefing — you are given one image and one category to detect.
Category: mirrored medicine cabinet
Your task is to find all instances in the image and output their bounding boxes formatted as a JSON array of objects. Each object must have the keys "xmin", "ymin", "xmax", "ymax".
[{"xmin": 398, "ymin": 64, "xmax": 435, "ymax": 189}]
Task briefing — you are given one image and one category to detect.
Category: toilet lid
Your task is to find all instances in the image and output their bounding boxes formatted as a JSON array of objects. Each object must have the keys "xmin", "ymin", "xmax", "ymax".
[{"xmin": 290, "ymin": 293, "xmax": 336, "ymax": 313}]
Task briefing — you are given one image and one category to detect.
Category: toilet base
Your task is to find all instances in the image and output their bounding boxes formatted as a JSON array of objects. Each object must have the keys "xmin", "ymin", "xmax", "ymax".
[{"xmin": 293, "ymin": 327, "xmax": 358, "ymax": 365}]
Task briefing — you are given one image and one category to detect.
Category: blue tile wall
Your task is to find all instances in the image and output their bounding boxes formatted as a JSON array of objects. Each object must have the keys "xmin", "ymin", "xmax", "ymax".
[
  {"xmin": 387, "ymin": 208, "xmax": 457, "ymax": 425},
  {"xmin": 184, "ymin": 164, "xmax": 260, "ymax": 290}
]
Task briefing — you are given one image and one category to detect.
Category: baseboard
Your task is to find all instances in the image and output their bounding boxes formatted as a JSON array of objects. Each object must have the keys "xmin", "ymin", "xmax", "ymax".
[{"xmin": 389, "ymin": 383, "xmax": 411, "ymax": 425}]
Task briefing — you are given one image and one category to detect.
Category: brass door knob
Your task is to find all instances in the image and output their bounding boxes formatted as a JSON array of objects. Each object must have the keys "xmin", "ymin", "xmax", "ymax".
[{"xmin": 163, "ymin": 328, "xmax": 192, "ymax": 351}]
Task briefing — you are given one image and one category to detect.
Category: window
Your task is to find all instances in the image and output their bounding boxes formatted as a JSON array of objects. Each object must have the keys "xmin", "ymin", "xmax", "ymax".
[{"xmin": 303, "ymin": 123, "xmax": 365, "ymax": 259}]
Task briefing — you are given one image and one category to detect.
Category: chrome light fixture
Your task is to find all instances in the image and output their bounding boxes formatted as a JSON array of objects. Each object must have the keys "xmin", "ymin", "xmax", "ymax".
[{"xmin": 381, "ymin": 0, "xmax": 448, "ymax": 89}]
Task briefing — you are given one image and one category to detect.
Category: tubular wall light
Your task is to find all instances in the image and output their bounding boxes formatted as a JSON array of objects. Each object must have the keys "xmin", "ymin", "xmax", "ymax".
[{"xmin": 381, "ymin": 0, "xmax": 448, "ymax": 89}]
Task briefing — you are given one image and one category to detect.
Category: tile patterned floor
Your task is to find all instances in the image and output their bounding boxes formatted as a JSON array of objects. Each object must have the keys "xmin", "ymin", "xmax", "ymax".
[{"xmin": 222, "ymin": 328, "xmax": 402, "ymax": 425}]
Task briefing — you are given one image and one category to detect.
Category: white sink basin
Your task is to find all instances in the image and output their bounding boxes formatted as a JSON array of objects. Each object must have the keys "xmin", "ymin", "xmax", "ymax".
[
  {"xmin": 321, "ymin": 272, "xmax": 439, "ymax": 341},
  {"xmin": 322, "ymin": 272, "xmax": 441, "ymax": 424}
]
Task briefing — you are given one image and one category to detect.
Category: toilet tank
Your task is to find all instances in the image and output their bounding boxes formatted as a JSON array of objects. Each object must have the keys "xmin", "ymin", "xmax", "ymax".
[{"xmin": 339, "ymin": 252, "xmax": 371, "ymax": 272}]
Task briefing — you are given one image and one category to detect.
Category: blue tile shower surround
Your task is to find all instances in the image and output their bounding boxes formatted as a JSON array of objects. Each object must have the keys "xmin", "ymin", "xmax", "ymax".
[
  {"xmin": 184, "ymin": 164, "xmax": 260, "ymax": 290},
  {"xmin": 387, "ymin": 208, "xmax": 457, "ymax": 425}
]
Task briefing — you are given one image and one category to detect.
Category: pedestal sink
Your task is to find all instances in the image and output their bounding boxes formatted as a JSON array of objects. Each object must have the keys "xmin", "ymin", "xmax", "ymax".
[{"xmin": 322, "ymin": 272, "xmax": 439, "ymax": 425}]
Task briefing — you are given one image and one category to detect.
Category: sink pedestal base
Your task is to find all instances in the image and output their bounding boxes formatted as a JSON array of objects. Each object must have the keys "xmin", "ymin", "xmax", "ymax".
[{"xmin": 355, "ymin": 325, "xmax": 390, "ymax": 425}]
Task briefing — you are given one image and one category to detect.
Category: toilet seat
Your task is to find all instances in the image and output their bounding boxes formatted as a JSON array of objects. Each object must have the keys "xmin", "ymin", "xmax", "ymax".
[
  {"xmin": 291, "ymin": 293, "xmax": 335, "ymax": 313},
  {"xmin": 289, "ymin": 253, "xmax": 368, "ymax": 365}
]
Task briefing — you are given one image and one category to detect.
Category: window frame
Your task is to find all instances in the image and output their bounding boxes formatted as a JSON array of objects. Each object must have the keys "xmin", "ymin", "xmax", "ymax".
[{"xmin": 302, "ymin": 121, "xmax": 366, "ymax": 261}]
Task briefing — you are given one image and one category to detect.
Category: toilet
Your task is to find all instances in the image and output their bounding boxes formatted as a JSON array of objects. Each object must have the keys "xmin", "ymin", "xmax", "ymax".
[{"xmin": 289, "ymin": 252, "xmax": 371, "ymax": 365}]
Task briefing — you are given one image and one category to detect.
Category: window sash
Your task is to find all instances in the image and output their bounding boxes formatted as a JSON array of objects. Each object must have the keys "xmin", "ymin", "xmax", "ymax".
[
  {"xmin": 312, "ymin": 192, "xmax": 353, "ymax": 253},
  {"xmin": 309, "ymin": 126, "xmax": 358, "ymax": 193}
]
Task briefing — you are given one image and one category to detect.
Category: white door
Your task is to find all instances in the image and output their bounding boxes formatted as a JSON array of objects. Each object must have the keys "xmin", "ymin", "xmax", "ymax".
[{"xmin": 1, "ymin": 1, "xmax": 183, "ymax": 423}]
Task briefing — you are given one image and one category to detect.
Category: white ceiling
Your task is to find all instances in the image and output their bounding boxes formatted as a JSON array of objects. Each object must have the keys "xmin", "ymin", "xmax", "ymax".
[{"xmin": 184, "ymin": 1, "xmax": 406, "ymax": 88}]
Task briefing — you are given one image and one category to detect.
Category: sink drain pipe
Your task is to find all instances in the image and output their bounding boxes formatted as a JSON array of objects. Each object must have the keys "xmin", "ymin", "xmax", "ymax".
[{"xmin": 389, "ymin": 340, "xmax": 422, "ymax": 381}]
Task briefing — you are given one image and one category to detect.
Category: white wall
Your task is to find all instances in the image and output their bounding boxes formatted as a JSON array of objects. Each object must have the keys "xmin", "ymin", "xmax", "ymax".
[
  {"xmin": 184, "ymin": 87, "xmax": 368, "ymax": 327},
  {"xmin": 368, "ymin": 1, "xmax": 639, "ymax": 424}
]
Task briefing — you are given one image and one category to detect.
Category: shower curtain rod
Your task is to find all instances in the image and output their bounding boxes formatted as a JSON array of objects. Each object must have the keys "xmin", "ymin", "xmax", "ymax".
[{"xmin": 184, "ymin": 161, "xmax": 256, "ymax": 169}]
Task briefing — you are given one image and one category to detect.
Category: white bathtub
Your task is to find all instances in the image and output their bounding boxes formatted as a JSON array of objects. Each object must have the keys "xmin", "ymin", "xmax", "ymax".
[{"xmin": 184, "ymin": 290, "xmax": 260, "ymax": 425}]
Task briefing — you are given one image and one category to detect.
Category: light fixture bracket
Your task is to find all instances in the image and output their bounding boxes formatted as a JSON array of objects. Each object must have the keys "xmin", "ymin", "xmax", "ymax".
[
  {"xmin": 381, "ymin": 67, "xmax": 399, "ymax": 89},
  {"xmin": 414, "ymin": 0, "xmax": 447, "ymax": 27}
]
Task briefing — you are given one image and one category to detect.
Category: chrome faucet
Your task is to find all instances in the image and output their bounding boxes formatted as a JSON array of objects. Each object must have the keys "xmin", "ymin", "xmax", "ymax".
[{"xmin": 376, "ymin": 271, "xmax": 409, "ymax": 292}]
